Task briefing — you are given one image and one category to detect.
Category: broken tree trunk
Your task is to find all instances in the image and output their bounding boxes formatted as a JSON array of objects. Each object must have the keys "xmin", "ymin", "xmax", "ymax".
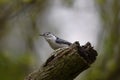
[{"xmin": 25, "ymin": 41, "xmax": 98, "ymax": 80}]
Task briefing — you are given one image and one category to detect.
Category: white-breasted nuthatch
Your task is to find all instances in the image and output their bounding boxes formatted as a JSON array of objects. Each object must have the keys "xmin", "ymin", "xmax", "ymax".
[{"xmin": 40, "ymin": 32, "xmax": 72, "ymax": 50}]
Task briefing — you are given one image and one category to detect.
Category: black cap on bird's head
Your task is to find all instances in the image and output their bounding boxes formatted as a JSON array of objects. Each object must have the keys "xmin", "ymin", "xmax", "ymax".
[
  {"xmin": 40, "ymin": 32, "xmax": 51, "ymax": 36},
  {"xmin": 39, "ymin": 32, "xmax": 55, "ymax": 38}
]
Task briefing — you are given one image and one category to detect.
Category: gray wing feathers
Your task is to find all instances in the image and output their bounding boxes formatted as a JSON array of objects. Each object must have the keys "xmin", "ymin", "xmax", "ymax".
[{"xmin": 56, "ymin": 37, "xmax": 72, "ymax": 46}]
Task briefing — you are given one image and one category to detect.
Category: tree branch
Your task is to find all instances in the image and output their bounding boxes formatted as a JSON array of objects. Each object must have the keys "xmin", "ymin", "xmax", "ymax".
[{"xmin": 25, "ymin": 41, "xmax": 98, "ymax": 80}]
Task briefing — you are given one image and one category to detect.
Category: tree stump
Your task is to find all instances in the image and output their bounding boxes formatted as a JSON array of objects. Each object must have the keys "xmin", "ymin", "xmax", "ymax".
[{"xmin": 25, "ymin": 41, "xmax": 98, "ymax": 80}]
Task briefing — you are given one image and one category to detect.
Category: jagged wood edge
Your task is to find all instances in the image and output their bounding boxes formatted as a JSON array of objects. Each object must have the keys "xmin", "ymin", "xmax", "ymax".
[{"xmin": 25, "ymin": 41, "xmax": 97, "ymax": 80}]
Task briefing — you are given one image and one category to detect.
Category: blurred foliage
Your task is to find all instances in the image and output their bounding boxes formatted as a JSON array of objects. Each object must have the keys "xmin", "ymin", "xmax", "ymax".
[
  {"xmin": 63, "ymin": 0, "xmax": 74, "ymax": 7},
  {"xmin": 0, "ymin": 0, "xmax": 48, "ymax": 80},
  {"xmin": 0, "ymin": 52, "xmax": 34, "ymax": 80},
  {"xmin": 83, "ymin": 0, "xmax": 120, "ymax": 80}
]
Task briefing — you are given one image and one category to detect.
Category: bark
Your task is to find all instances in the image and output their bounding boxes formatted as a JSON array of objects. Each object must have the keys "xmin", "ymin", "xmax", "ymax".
[{"xmin": 25, "ymin": 41, "xmax": 98, "ymax": 80}]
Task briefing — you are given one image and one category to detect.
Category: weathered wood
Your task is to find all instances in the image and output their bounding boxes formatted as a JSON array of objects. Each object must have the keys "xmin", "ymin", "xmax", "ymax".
[{"xmin": 25, "ymin": 41, "xmax": 97, "ymax": 80}]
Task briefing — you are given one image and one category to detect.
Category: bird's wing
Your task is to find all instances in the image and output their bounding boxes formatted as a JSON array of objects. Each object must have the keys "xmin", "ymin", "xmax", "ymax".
[{"xmin": 56, "ymin": 37, "xmax": 72, "ymax": 46}]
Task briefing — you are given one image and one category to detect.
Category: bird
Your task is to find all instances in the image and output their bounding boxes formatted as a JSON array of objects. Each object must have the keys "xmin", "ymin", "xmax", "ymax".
[{"xmin": 40, "ymin": 32, "xmax": 72, "ymax": 50}]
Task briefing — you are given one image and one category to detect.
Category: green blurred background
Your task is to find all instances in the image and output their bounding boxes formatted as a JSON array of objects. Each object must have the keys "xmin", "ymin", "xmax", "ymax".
[{"xmin": 0, "ymin": 0, "xmax": 120, "ymax": 80}]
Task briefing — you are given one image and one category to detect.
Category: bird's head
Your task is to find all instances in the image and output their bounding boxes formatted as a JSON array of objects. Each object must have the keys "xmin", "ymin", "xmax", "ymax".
[{"xmin": 40, "ymin": 32, "xmax": 56, "ymax": 40}]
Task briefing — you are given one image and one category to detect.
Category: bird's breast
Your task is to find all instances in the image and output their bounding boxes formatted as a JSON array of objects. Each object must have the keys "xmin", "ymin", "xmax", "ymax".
[{"xmin": 47, "ymin": 39, "xmax": 69, "ymax": 50}]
